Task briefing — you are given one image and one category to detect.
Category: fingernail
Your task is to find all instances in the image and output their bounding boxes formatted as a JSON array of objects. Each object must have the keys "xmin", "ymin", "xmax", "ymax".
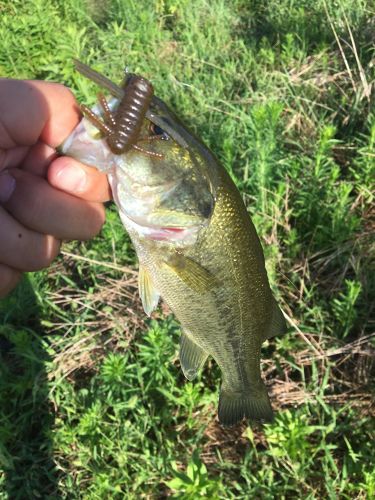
[
  {"xmin": 0, "ymin": 171, "xmax": 16, "ymax": 203},
  {"xmin": 55, "ymin": 164, "xmax": 87, "ymax": 193}
]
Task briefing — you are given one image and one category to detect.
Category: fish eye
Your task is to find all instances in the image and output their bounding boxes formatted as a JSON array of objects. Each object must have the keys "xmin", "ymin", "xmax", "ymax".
[{"xmin": 150, "ymin": 122, "xmax": 169, "ymax": 139}]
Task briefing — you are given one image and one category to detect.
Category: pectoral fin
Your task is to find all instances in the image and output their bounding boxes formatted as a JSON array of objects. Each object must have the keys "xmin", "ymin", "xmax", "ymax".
[
  {"xmin": 163, "ymin": 253, "xmax": 218, "ymax": 293},
  {"xmin": 139, "ymin": 265, "xmax": 160, "ymax": 316},
  {"xmin": 180, "ymin": 332, "xmax": 208, "ymax": 380}
]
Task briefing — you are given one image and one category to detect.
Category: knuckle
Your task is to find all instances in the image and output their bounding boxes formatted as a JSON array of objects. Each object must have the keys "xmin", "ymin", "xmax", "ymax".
[
  {"xmin": 53, "ymin": 83, "xmax": 76, "ymax": 105},
  {"xmin": 61, "ymin": 84, "xmax": 76, "ymax": 101}
]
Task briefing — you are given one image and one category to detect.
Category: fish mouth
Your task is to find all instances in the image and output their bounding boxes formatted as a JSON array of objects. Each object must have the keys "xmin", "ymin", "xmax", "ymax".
[{"xmin": 144, "ymin": 226, "xmax": 194, "ymax": 242}]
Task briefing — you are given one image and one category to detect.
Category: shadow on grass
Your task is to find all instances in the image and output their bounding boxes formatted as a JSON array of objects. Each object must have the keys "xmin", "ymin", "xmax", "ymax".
[{"xmin": 0, "ymin": 276, "xmax": 61, "ymax": 499}]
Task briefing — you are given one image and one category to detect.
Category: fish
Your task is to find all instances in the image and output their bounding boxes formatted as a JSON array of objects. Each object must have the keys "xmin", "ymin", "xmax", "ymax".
[{"xmin": 60, "ymin": 61, "xmax": 287, "ymax": 426}]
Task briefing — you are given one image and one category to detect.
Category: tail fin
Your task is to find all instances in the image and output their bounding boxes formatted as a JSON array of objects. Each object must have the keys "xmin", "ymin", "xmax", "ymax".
[{"xmin": 218, "ymin": 385, "xmax": 274, "ymax": 426}]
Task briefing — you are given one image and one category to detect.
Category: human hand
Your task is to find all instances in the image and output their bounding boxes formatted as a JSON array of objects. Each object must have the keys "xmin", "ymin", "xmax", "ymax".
[{"xmin": 0, "ymin": 79, "xmax": 112, "ymax": 298}]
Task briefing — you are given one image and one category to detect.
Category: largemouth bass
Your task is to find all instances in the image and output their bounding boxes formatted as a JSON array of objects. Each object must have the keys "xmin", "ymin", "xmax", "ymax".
[{"xmin": 60, "ymin": 61, "xmax": 287, "ymax": 426}]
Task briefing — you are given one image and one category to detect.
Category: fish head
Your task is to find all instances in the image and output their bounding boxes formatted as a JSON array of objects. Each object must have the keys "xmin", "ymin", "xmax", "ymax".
[{"xmin": 60, "ymin": 95, "xmax": 219, "ymax": 246}]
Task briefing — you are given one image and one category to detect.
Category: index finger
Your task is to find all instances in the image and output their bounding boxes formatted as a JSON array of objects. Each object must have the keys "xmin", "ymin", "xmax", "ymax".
[{"xmin": 0, "ymin": 79, "xmax": 81, "ymax": 149}]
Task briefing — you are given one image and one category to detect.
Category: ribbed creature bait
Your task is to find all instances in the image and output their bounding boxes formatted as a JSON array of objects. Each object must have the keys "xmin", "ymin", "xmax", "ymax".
[{"xmin": 80, "ymin": 72, "xmax": 162, "ymax": 158}]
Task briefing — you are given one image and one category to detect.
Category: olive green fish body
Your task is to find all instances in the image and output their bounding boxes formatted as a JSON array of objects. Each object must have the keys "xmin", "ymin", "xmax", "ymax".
[
  {"xmin": 62, "ymin": 62, "xmax": 286, "ymax": 425},
  {"xmin": 125, "ymin": 165, "xmax": 284, "ymax": 425}
]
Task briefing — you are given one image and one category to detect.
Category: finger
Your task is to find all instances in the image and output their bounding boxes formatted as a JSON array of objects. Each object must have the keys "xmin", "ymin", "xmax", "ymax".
[
  {"xmin": 0, "ymin": 141, "xmax": 57, "ymax": 177},
  {"xmin": 4, "ymin": 169, "xmax": 105, "ymax": 240},
  {"xmin": 0, "ymin": 146, "xmax": 29, "ymax": 171},
  {"xmin": 0, "ymin": 264, "xmax": 22, "ymax": 298},
  {"xmin": 0, "ymin": 79, "xmax": 80, "ymax": 149},
  {"xmin": 48, "ymin": 156, "xmax": 112, "ymax": 202},
  {"xmin": 0, "ymin": 206, "xmax": 60, "ymax": 272},
  {"xmin": 22, "ymin": 141, "xmax": 57, "ymax": 177}
]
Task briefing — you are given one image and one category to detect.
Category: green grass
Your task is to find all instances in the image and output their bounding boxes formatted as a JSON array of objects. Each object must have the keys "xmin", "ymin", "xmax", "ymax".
[{"xmin": 0, "ymin": 0, "xmax": 374, "ymax": 498}]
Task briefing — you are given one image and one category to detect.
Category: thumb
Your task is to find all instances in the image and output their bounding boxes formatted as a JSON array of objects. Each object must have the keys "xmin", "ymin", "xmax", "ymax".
[{"xmin": 48, "ymin": 156, "xmax": 112, "ymax": 202}]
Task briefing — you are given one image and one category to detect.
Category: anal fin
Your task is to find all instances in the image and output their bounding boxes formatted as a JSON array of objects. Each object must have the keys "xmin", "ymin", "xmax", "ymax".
[
  {"xmin": 139, "ymin": 265, "xmax": 160, "ymax": 316},
  {"xmin": 180, "ymin": 332, "xmax": 208, "ymax": 380}
]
